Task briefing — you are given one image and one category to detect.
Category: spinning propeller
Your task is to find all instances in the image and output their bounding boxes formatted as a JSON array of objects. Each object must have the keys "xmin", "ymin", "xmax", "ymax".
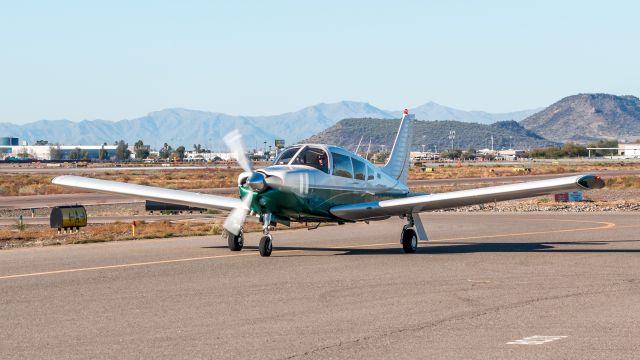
[{"xmin": 222, "ymin": 130, "xmax": 266, "ymax": 235}]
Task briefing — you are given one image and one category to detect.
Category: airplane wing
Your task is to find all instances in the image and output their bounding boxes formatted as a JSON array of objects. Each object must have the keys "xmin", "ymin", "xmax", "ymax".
[
  {"xmin": 330, "ymin": 174, "xmax": 604, "ymax": 221},
  {"xmin": 51, "ymin": 175, "xmax": 242, "ymax": 211}
]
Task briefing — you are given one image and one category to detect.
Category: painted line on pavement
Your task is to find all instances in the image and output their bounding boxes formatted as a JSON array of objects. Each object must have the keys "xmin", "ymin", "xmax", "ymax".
[
  {"xmin": 0, "ymin": 219, "xmax": 617, "ymax": 280},
  {"xmin": 507, "ymin": 335, "xmax": 567, "ymax": 345},
  {"xmin": 0, "ymin": 250, "xmax": 302, "ymax": 280}
]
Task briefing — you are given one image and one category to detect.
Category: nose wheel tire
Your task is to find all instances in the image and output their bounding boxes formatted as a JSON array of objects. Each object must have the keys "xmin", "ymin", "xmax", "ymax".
[
  {"xmin": 401, "ymin": 228, "xmax": 418, "ymax": 253},
  {"xmin": 226, "ymin": 230, "xmax": 244, "ymax": 251},
  {"xmin": 259, "ymin": 235, "xmax": 273, "ymax": 257}
]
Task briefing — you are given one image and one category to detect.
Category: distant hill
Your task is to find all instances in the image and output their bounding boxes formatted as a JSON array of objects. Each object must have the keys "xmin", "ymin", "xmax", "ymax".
[
  {"xmin": 0, "ymin": 101, "xmax": 539, "ymax": 149},
  {"xmin": 520, "ymin": 94, "xmax": 640, "ymax": 143},
  {"xmin": 389, "ymin": 102, "xmax": 540, "ymax": 124},
  {"xmin": 304, "ymin": 118, "xmax": 558, "ymax": 151}
]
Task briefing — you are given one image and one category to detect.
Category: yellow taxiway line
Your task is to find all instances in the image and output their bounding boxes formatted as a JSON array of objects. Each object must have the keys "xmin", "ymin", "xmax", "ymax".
[{"xmin": 0, "ymin": 219, "xmax": 617, "ymax": 281}]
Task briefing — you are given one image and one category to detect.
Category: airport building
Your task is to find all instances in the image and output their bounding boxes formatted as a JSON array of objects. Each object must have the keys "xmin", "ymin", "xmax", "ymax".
[
  {"xmin": 0, "ymin": 137, "xmax": 19, "ymax": 146},
  {"xmin": 619, "ymin": 144, "xmax": 640, "ymax": 157},
  {"xmin": 185, "ymin": 151, "xmax": 234, "ymax": 161},
  {"xmin": 0, "ymin": 138, "xmax": 118, "ymax": 160}
]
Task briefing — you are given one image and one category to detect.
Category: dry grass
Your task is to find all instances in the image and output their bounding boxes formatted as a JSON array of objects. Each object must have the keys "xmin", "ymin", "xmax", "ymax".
[
  {"xmin": 2, "ymin": 162, "xmax": 639, "ymax": 196},
  {"xmin": 0, "ymin": 219, "xmax": 326, "ymax": 249},
  {"xmin": 0, "ymin": 169, "xmax": 241, "ymax": 196},
  {"xmin": 604, "ymin": 176, "xmax": 640, "ymax": 189},
  {"xmin": 409, "ymin": 162, "xmax": 640, "ymax": 180}
]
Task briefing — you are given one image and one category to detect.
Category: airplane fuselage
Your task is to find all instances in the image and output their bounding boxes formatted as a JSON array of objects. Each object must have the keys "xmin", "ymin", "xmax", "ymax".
[{"xmin": 239, "ymin": 144, "xmax": 411, "ymax": 225}]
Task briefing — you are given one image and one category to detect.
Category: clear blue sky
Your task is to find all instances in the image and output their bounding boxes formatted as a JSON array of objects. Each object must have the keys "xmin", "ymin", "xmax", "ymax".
[{"xmin": 1, "ymin": 0, "xmax": 638, "ymax": 123}]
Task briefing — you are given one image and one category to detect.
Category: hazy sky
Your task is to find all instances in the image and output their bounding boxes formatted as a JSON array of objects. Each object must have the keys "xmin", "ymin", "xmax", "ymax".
[{"xmin": 1, "ymin": 0, "xmax": 638, "ymax": 123}]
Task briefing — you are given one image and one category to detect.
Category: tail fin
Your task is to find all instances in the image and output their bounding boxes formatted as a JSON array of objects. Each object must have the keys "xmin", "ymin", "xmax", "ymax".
[{"xmin": 382, "ymin": 108, "xmax": 413, "ymax": 185}]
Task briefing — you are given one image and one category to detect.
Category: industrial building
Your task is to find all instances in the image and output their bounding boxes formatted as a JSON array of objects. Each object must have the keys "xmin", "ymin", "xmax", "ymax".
[
  {"xmin": 619, "ymin": 143, "xmax": 640, "ymax": 157},
  {"xmin": 0, "ymin": 137, "xmax": 19, "ymax": 146},
  {"xmin": 0, "ymin": 137, "xmax": 117, "ymax": 160}
]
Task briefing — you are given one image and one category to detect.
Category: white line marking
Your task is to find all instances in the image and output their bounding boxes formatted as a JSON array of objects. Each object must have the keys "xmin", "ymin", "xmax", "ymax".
[{"xmin": 507, "ymin": 335, "xmax": 567, "ymax": 345}]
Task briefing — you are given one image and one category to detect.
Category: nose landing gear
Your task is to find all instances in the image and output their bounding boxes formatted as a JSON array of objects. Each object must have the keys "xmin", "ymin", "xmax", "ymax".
[{"xmin": 259, "ymin": 213, "xmax": 273, "ymax": 257}]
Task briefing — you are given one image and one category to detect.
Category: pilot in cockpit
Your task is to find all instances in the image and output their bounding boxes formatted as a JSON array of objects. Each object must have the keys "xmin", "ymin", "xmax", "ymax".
[{"xmin": 316, "ymin": 154, "xmax": 328, "ymax": 174}]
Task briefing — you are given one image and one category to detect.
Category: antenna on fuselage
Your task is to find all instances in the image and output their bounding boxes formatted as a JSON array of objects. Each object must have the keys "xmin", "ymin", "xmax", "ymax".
[
  {"xmin": 365, "ymin": 138, "xmax": 372, "ymax": 161},
  {"xmin": 354, "ymin": 136, "xmax": 364, "ymax": 155}
]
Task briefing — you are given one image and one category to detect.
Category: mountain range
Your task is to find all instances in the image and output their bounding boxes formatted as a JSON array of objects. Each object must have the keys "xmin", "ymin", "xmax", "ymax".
[
  {"xmin": 520, "ymin": 94, "xmax": 640, "ymax": 143},
  {"xmin": 2, "ymin": 94, "xmax": 639, "ymax": 149},
  {"xmin": 0, "ymin": 101, "xmax": 539, "ymax": 149}
]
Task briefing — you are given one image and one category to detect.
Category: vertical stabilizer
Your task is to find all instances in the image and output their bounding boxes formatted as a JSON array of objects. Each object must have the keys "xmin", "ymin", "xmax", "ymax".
[{"xmin": 382, "ymin": 109, "xmax": 413, "ymax": 185}]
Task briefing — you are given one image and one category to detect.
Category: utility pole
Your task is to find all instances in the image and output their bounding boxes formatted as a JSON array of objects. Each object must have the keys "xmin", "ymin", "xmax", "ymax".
[
  {"xmin": 448, "ymin": 130, "xmax": 456, "ymax": 152},
  {"xmin": 491, "ymin": 135, "xmax": 494, "ymax": 152}
]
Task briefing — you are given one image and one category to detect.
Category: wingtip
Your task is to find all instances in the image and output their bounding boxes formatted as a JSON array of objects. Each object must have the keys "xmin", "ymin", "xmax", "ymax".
[{"xmin": 577, "ymin": 174, "xmax": 605, "ymax": 189}]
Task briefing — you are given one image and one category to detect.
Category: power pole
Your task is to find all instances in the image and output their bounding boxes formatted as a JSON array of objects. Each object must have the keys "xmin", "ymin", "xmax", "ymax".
[{"xmin": 448, "ymin": 130, "xmax": 456, "ymax": 151}]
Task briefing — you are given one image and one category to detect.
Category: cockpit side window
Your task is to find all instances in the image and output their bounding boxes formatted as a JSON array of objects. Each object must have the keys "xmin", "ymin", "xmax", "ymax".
[
  {"xmin": 273, "ymin": 146, "xmax": 301, "ymax": 165},
  {"xmin": 352, "ymin": 158, "xmax": 366, "ymax": 181},
  {"xmin": 367, "ymin": 165, "xmax": 376, "ymax": 181},
  {"xmin": 291, "ymin": 147, "xmax": 329, "ymax": 174},
  {"xmin": 331, "ymin": 152, "xmax": 353, "ymax": 179}
]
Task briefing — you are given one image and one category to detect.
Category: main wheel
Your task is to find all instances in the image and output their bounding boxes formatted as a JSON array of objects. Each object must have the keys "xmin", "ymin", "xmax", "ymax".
[
  {"xmin": 227, "ymin": 230, "xmax": 244, "ymax": 251},
  {"xmin": 259, "ymin": 235, "xmax": 272, "ymax": 257},
  {"xmin": 401, "ymin": 228, "xmax": 418, "ymax": 253}
]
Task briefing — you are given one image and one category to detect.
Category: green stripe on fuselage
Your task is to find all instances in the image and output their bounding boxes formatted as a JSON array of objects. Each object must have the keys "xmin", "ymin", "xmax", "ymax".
[{"xmin": 239, "ymin": 186, "xmax": 407, "ymax": 223}]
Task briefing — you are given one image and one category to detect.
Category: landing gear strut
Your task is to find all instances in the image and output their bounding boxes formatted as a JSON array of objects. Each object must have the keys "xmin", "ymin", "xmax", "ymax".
[
  {"xmin": 259, "ymin": 213, "xmax": 273, "ymax": 257},
  {"xmin": 400, "ymin": 213, "xmax": 427, "ymax": 253}
]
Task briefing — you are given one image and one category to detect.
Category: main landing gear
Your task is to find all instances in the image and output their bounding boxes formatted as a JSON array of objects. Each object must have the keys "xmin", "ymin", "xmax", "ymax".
[
  {"xmin": 227, "ymin": 229, "xmax": 244, "ymax": 251},
  {"xmin": 400, "ymin": 213, "xmax": 427, "ymax": 253}
]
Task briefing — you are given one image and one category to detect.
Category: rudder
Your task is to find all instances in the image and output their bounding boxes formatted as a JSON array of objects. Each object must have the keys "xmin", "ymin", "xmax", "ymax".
[{"xmin": 381, "ymin": 108, "xmax": 413, "ymax": 185}]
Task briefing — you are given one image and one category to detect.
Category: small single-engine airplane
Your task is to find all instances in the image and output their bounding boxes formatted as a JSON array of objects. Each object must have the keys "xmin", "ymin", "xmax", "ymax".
[{"xmin": 52, "ymin": 109, "xmax": 604, "ymax": 256}]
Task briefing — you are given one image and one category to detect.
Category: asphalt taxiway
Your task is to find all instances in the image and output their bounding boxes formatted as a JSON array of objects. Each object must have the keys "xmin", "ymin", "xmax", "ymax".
[{"xmin": 1, "ymin": 212, "xmax": 640, "ymax": 359}]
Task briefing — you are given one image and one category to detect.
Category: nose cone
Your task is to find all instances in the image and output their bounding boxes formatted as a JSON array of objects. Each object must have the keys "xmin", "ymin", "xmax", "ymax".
[{"xmin": 246, "ymin": 172, "xmax": 267, "ymax": 192}]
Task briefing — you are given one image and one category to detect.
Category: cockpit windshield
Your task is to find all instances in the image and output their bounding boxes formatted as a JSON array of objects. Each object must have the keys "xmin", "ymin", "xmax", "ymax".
[
  {"xmin": 273, "ymin": 146, "xmax": 301, "ymax": 165},
  {"xmin": 291, "ymin": 147, "xmax": 329, "ymax": 173}
]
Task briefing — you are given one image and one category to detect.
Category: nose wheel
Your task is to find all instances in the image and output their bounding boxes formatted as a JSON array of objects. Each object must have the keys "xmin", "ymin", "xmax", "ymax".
[
  {"xmin": 259, "ymin": 213, "xmax": 274, "ymax": 257},
  {"xmin": 259, "ymin": 235, "xmax": 273, "ymax": 256}
]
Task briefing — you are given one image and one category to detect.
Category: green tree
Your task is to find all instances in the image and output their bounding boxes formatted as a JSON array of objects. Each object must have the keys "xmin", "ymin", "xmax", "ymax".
[
  {"xmin": 68, "ymin": 147, "xmax": 85, "ymax": 160},
  {"xmin": 173, "ymin": 145, "xmax": 186, "ymax": 161},
  {"xmin": 562, "ymin": 143, "xmax": 588, "ymax": 157},
  {"xmin": 115, "ymin": 140, "xmax": 131, "ymax": 162},
  {"xmin": 98, "ymin": 143, "xmax": 109, "ymax": 161},
  {"xmin": 588, "ymin": 139, "xmax": 618, "ymax": 156},
  {"xmin": 193, "ymin": 144, "xmax": 203, "ymax": 153},
  {"xmin": 133, "ymin": 140, "xmax": 150, "ymax": 160},
  {"xmin": 35, "ymin": 140, "xmax": 49, "ymax": 145},
  {"xmin": 49, "ymin": 145, "xmax": 63, "ymax": 160},
  {"xmin": 159, "ymin": 143, "xmax": 172, "ymax": 159}
]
